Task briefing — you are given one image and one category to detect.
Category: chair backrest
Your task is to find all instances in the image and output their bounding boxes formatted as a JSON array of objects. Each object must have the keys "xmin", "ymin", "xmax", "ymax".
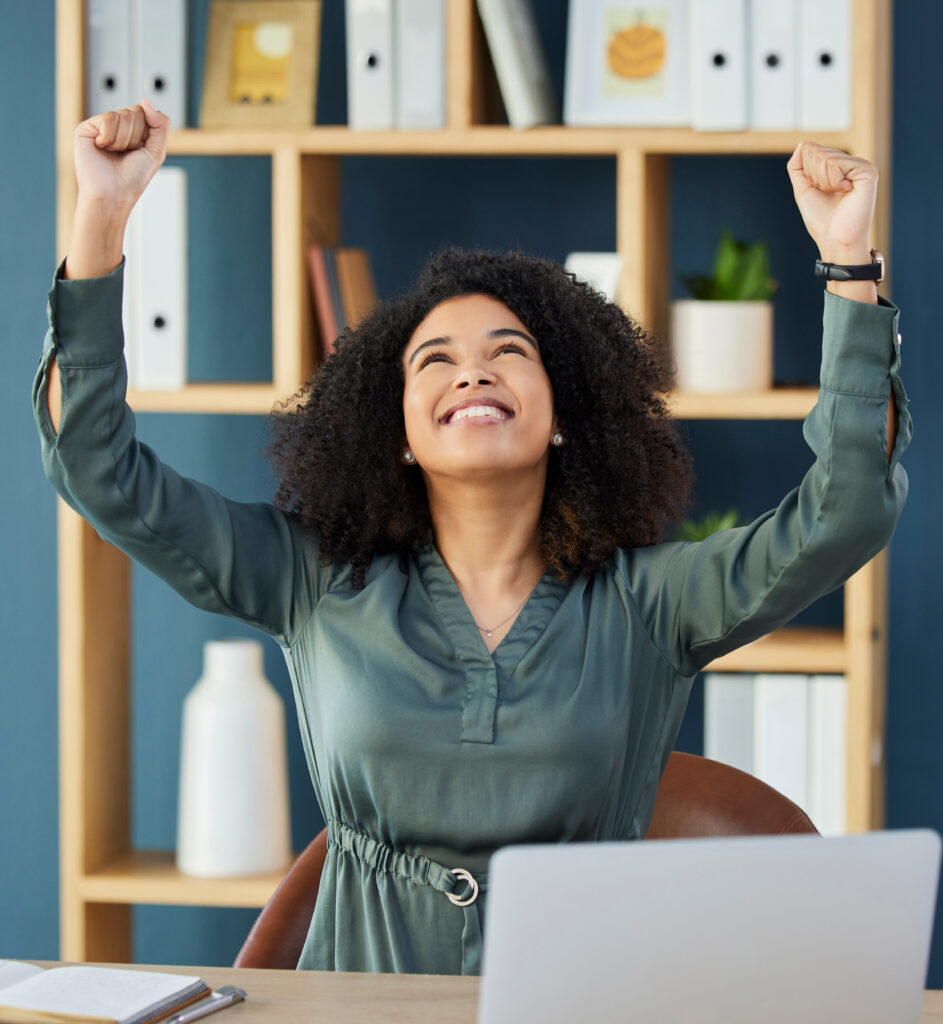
[{"xmin": 234, "ymin": 751, "xmax": 818, "ymax": 968}]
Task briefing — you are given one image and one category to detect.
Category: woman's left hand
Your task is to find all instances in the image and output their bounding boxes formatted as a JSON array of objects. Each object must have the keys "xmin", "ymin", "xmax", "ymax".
[{"xmin": 786, "ymin": 141, "xmax": 878, "ymax": 263}]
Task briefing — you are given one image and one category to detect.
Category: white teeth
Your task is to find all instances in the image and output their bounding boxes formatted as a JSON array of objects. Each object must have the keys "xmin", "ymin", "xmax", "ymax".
[{"xmin": 449, "ymin": 405, "xmax": 510, "ymax": 423}]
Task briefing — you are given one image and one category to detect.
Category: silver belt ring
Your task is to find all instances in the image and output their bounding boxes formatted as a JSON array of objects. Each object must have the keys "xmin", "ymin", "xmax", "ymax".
[{"xmin": 447, "ymin": 868, "xmax": 479, "ymax": 907}]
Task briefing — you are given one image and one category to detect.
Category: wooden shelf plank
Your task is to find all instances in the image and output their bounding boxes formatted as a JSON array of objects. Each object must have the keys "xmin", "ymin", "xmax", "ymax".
[
  {"xmin": 127, "ymin": 384, "xmax": 285, "ymax": 415},
  {"xmin": 668, "ymin": 387, "xmax": 818, "ymax": 420},
  {"xmin": 166, "ymin": 126, "xmax": 854, "ymax": 159},
  {"xmin": 704, "ymin": 627, "xmax": 846, "ymax": 674},
  {"xmin": 79, "ymin": 851, "xmax": 289, "ymax": 908}
]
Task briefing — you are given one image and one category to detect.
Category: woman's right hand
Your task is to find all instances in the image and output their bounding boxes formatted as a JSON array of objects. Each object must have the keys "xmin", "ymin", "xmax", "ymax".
[{"xmin": 74, "ymin": 99, "xmax": 170, "ymax": 216}]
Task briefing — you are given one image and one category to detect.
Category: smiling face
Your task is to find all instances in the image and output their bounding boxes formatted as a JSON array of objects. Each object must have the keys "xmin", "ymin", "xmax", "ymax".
[{"xmin": 401, "ymin": 293, "xmax": 557, "ymax": 482}]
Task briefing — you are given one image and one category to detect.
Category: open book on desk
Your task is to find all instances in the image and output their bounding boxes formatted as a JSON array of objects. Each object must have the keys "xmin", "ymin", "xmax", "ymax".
[{"xmin": 0, "ymin": 960, "xmax": 210, "ymax": 1024}]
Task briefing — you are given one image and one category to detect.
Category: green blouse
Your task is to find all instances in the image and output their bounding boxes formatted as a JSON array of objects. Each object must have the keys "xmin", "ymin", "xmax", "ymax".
[{"xmin": 33, "ymin": 260, "xmax": 911, "ymax": 976}]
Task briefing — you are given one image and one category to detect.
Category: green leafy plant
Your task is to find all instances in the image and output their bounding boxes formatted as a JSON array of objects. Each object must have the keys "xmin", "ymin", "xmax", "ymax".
[
  {"xmin": 679, "ymin": 229, "xmax": 778, "ymax": 302},
  {"xmin": 676, "ymin": 509, "xmax": 742, "ymax": 543}
]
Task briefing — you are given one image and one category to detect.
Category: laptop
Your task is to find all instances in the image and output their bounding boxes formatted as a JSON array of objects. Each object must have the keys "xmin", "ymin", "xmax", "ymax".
[{"xmin": 478, "ymin": 830, "xmax": 941, "ymax": 1024}]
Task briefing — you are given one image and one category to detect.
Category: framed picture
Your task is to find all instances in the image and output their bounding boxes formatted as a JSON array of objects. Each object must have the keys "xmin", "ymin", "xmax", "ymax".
[
  {"xmin": 563, "ymin": 1, "xmax": 690, "ymax": 126},
  {"xmin": 200, "ymin": 1, "xmax": 322, "ymax": 128}
]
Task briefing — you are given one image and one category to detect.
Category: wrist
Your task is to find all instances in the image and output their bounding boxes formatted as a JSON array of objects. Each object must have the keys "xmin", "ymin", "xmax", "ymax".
[
  {"xmin": 65, "ymin": 202, "xmax": 127, "ymax": 280},
  {"xmin": 817, "ymin": 243, "xmax": 872, "ymax": 265}
]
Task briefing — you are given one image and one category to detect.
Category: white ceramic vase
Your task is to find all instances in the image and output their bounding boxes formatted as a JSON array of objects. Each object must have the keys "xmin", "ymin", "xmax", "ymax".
[
  {"xmin": 176, "ymin": 639, "xmax": 292, "ymax": 877},
  {"xmin": 670, "ymin": 299, "xmax": 774, "ymax": 394}
]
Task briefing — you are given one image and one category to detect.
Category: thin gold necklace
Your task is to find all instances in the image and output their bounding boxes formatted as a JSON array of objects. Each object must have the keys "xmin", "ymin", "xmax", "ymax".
[{"xmin": 474, "ymin": 591, "xmax": 531, "ymax": 639}]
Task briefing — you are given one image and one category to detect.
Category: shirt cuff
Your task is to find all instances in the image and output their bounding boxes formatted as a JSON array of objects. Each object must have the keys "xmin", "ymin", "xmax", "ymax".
[
  {"xmin": 819, "ymin": 290, "xmax": 901, "ymax": 396},
  {"xmin": 46, "ymin": 256, "xmax": 126, "ymax": 367}
]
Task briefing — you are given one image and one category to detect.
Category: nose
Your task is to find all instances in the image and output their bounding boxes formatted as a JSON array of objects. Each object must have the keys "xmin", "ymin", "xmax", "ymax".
[{"xmin": 454, "ymin": 366, "xmax": 495, "ymax": 389}]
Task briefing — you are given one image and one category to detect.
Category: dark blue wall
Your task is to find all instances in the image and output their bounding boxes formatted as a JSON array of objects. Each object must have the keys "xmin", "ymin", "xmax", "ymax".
[{"xmin": 2, "ymin": 0, "xmax": 941, "ymax": 983}]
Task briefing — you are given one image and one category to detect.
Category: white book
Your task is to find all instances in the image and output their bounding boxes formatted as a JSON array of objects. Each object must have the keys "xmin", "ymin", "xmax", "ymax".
[
  {"xmin": 477, "ymin": 0, "xmax": 557, "ymax": 130},
  {"xmin": 133, "ymin": 0, "xmax": 187, "ymax": 127},
  {"xmin": 808, "ymin": 673, "xmax": 847, "ymax": 835},
  {"xmin": 690, "ymin": 0, "xmax": 747, "ymax": 131},
  {"xmin": 703, "ymin": 672, "xmax": 755, "ymax": 775},
  {"xmin": 395, "ymin": 0, "xmax": 446, "ymax": 129},
  {"xmin": 798, "ymin": 0, "xmax": 851, "ymax": 130},
  {"xmin": 86, "ymin": 0, "xmax": 133, "ymax": 116},
  {"xmin": 347, "ymin": 0, "xmax": 395, "ymax": 130},
  {"xmin": 124, "ymin": 167, "xmax": 188, "ymax": 391},
  {"xmin": 0, "ymin": 960, "xmax": 208, "ymax": 1024},
  {"xmin": 753, "ymin": 673, "xmax": 810, "ymax": 811},
  {"xmin": 749, "ymin": 0, "xmax": 798, "ymax": 130},
  {"xmin": 563, "ymin": 252, "xmax": 624, "ymax": 304}
]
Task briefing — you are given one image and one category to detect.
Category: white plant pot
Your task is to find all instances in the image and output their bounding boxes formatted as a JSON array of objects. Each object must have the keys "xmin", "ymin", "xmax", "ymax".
[
  {"xmin": 671, "ymin": 300, "xmax": 774, "ymax": 394},
  {"xmin": 176, "ymin": 639, "xmax": 293, "ymax": 877}
]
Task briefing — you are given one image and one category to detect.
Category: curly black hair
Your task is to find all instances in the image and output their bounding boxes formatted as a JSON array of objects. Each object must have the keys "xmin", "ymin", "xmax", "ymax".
[{"xmin": 268, "ymin": 246, "xmax": 693, "ymax": 588}]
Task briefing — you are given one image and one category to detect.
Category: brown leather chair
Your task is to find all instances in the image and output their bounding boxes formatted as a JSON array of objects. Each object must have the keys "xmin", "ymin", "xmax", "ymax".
[{"xmin": 234, "ymin": 751, "xmax": 818, "ymax": 968}]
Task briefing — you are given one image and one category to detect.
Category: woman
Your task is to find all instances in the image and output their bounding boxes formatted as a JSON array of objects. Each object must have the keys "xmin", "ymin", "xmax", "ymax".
[{"xmin": 35, "ymin": 100, "xmax": 910, "ymax": 976}]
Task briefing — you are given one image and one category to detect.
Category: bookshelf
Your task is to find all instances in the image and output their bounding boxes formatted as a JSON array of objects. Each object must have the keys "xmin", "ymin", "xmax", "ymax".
[{"xmin": 54, "ymin": 0, "xmax": 893, "ymax": 961}]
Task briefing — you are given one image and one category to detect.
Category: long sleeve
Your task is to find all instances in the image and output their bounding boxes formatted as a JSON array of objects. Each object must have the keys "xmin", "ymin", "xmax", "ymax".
[
  {"xmin": 32, "ymin": 259, "xmax": 330, "ymax": 647},
  {"xmin": 621, "ymin": 291, "xmax": 911, "ymax": 678}
]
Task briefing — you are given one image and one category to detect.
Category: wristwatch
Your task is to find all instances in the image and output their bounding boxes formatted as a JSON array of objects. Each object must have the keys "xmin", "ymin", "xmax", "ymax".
[{"xmin": 814, "ymin": 249, "xmax": 885, "ymax": 283}]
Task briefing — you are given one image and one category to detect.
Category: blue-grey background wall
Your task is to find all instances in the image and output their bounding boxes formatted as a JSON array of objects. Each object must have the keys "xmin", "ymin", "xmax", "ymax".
[{"xmin": 2, "ymin": 0, "xmax": 940, "ymax": 982}]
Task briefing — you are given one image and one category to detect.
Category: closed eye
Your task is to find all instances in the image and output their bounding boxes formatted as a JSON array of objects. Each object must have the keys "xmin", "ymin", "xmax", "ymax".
[
  {"xmin": 494, "ymin": 342, "xmax": 527, "ymax": 357},
  {"xmin": 417, "ymin": 349, "xmax": 454, "ymax": 371}
]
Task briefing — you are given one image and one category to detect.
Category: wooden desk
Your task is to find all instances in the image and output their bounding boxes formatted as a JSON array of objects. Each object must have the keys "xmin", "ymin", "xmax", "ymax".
[{"xmin": 29, "ymin": 964, "xmax": 943, "ymax": 1022}]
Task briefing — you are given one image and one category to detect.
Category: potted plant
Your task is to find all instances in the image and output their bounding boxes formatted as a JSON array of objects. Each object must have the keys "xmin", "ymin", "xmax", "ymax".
[
  {"xmin": 672, "ymin": 229, "xmax": 778, "ymax": 394},
  {"xmin": 675, "ymin": 509, "xmax": 742, "ymax": 543}
]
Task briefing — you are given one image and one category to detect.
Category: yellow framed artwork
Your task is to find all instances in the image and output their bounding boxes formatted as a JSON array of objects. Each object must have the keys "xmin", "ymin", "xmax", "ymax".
[
  {"xmin": 200, "ymin": 1, "xmax": 322, "ymax": 127},
  {"xmin": 563, "ymin": 2, "xmax": 690, "ymax": 126}
]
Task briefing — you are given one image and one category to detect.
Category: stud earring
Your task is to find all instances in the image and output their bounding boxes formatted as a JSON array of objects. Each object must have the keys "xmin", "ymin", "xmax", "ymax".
[
  {"xmin": 403, "ymin": 450, "xmax": 417, "ymax": 464},
  {"xmin": 551, "ymin": 433, "xmax": 565, "ymax": 447}
]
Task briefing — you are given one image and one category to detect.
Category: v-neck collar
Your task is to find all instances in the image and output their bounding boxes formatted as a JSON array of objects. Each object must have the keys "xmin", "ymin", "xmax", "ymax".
[{"xmin": 415, "ymin": 545, "xmax": 569, "ymax": 675}]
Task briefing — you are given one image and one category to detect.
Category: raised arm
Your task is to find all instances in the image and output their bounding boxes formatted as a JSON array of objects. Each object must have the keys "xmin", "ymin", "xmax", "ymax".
[
  {"xmin": 48, "ymin": 101, "xmax": 168, "ymax": 430},
  {"xmin": 37, "ymin": 102, "xmax": 329, "ymax": 645},
  {"xmin": 787, "ymin": 141, "xmax": 897, "ymax": 454},
  {"xmin": 622, "ymin": 143, "xmax": 910, "ymax": 677}
]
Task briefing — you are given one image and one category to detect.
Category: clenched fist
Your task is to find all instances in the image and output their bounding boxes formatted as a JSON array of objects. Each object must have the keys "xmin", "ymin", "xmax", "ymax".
[
  {"xmin": 786, "ymin": 141, "xmax": 878, "ymax": 265},
  {"xmin": 74, "ymin": 98, "xmax": 171, "ymax": 215}
]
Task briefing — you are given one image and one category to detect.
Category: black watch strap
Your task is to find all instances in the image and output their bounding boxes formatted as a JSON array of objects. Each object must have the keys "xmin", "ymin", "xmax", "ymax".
[{"xmin": 815, "ymin": 249, "xmax": 885, "ymax": 283}]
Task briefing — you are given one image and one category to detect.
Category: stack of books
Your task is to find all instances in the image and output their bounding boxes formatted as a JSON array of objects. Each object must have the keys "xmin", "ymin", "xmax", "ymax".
[{"xmin": 306, "ymin": 246, "xmax": 378, "ymax": 359}]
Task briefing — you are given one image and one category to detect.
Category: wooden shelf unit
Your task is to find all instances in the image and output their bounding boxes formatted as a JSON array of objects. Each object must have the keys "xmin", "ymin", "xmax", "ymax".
[{"xmin": 54, "ymin": 0, "xmax": 893, "ymax": 961}]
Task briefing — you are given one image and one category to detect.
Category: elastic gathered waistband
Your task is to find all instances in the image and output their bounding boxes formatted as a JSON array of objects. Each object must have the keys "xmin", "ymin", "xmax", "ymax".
[{"xmin": 327, "ymin": 817, "xmax": 487, "ymax": 905}]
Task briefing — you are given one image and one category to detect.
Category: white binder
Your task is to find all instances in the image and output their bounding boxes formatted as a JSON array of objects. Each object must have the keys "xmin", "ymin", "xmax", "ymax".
[
  {"xmin": 124, "ymin": 168, "xmax": 188, "ymax": 391},
  {"xmin": 753, "ymin": 673, "xmax": 810, "ymax": 812},
  {"xmin": 86, "ymin": 0, "xmax": 186, "ymax": 125},
  {"xmin": 690, "ymin": 0, "xmax": 747, "ymax": 131},
  {"xmin": 808, "ymin": 674, "xmax": 847, "ymax": 836},
  {"xmin": 749, "ymin": 0, "xmax": 798, "ymax": 130},
  {"xmin": 395, "ymin": 0, "xmax": 445, "ymax": 129},
  {"xmin": 798, "ymin": 0, "xmax": 851, "ymax": 130},
  {"xmin": 477, "ymin": 0, "xmax": 557, "ymax": 130},
  {"xmin": 703, "ymin": 672, "xmax": 755, "ymax": 775},
  {"xmin": 134, "ymin": 0, "xmax": 187, "ymax": 127},
  {"xmin": 86, "ymin": 0, "xmax": 133, "ymax": 116},
  {"xmin": 347, "ymin": 0, "xmax": 395, "ymax": 130}
]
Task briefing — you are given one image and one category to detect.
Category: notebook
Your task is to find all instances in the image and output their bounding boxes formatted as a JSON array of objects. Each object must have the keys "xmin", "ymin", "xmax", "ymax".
[
  {"xmin": 478, "ymin": 830, "xmax": 941, "ymax": 1024},
  {"xmin": 0, "ymin": 961, "xmax": 210, "ymax": 1024}
]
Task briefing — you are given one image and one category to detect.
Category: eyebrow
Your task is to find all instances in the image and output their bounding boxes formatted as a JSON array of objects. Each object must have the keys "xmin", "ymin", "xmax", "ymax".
[{"xmin": 407, "ymin": 328, "xmax": 538, "ymax": 365}]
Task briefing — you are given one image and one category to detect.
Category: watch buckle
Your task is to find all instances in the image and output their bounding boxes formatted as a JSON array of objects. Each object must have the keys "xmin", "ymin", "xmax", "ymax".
[{"xmin": 871, "ymin": 249, "xmax": 885, "ymax": 284}]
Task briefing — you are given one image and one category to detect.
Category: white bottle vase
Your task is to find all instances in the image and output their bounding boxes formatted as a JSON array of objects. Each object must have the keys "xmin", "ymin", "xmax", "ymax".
[
  {"xmin": 671, "ymin": 299, "xmax": 774, "ymax": 393},
  {"xmin": 176, "ymin": 639, "xmax": 292, "ymax": 877}
]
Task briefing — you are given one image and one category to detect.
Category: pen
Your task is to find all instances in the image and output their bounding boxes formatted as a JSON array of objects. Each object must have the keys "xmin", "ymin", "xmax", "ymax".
[{"xmin": 167, "ymin": 985, "xmax": 247, "ymax": 1024}]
